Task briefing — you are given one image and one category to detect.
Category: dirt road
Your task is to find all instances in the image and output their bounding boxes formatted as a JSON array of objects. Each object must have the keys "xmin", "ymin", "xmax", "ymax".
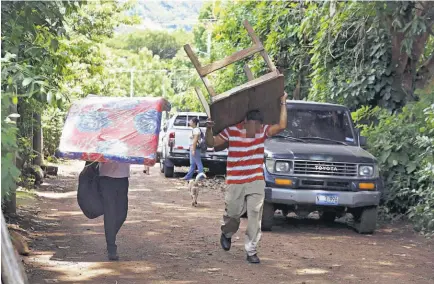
[{"xmin": 13, "ymin": 161, "xmax": 434, "ymax": 283}]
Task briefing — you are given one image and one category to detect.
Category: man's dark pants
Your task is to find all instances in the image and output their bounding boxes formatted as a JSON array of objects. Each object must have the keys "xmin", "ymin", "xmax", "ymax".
[{"xmin": 99, "ymin": 176, "xmax": 129, "ymax": 254}]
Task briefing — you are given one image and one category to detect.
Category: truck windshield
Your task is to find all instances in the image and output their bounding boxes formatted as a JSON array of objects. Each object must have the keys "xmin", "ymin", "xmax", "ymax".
[{"xmin": 278, "ymin": 108, "xmax": 356, "ymax": 145}]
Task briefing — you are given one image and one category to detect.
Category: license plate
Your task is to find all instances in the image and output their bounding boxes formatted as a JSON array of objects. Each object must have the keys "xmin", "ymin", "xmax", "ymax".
[{"xmin": 316, "ymin": 194, "xmax": 338, "ymax": 205}]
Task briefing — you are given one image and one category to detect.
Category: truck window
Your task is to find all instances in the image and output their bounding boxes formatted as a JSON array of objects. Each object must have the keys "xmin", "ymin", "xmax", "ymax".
[
  {"xmin": 173, "ymin": 115, "xmax": 187, "ymax": 127},
  {"xmin": 280, "ymin": 109, "xmax": 356, "ymax": 145}
]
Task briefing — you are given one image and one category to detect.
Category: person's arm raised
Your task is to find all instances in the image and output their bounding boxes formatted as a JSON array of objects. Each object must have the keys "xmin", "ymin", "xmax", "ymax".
[{"xmin": 267, "ymin": 92, "xmax": 288, "ymax": 137}]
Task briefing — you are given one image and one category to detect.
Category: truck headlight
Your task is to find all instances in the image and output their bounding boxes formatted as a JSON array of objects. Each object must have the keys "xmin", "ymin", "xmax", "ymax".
[
  {"xmin": 275, "ymin": 161, "xmax": 291, "ymax": 173},
  {"xmin": 359, "ymin": 165, "xmax": 374, "ymax": 177},
  {"xmin": 265, "ymin": 159, "xmax": 292, "ymax": 174}
]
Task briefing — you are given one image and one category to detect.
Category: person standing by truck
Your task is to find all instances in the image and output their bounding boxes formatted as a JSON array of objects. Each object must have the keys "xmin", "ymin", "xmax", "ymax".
[
  {"xmin": 99, "ymin": 161, "xmax": 130, "ymax": 261},
  {"xmin": 183, "ymin": 117, "xmax": 205, "ymax": 181},
  {"xmin": 205, "ymin": 92, "xmax": 288, "ymax": 264}
]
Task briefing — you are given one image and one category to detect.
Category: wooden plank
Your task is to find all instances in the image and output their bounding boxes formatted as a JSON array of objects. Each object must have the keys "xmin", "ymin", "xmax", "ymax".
[
  {"xmin": 1, "ymin": 211, "xmax": 29, "ymax": 284},
  {"xmin": 183, "ymin": 44, "xmax": 203, "ymax": 74},
  {"xmin": 260, "ymin": 50, "xmax": 277, "ymax": 72},
  {"xmin": 243, "ymin": 20, "xmax": 277, "ymax": 72},
  {"xmin": 243, "ymin": 64, "xmax": 254, "ymax": 81},
  {"xmin": 211, "ymin": 70, "xmax": 280, "ymax": 103},
  {"xmin": 243, "ymin": 20, "xmax": 261, "ymax": 44},
  {"xmin": 201, "ymin": 77, "xmax": 217, "ymax": 97},
  {"xmin": 194, "ymin": 87, "xmax": 211, "ymax": 118},
  {"xmin": 200, "ymin": 44, "xmax": 263, "ymax": 76}
]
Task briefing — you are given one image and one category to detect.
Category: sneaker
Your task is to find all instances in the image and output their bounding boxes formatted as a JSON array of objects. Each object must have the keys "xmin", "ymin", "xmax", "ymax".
[
  {"xmin": 220, "ymin": 233, "xmax": 231, "ymax": 251},
  {"xmin": 196, "ymin": 172, "xmax": 207, "ymax": 181},
  {"xmin": 246, "ymin": 254, "xmax": 260, "ymax": 264}
]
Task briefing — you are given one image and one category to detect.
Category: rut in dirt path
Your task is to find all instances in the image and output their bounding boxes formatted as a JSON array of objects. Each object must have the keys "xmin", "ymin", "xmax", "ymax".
[{"xmin": 19, "ymin": 161, "xmax": 434, "ymax": 284}]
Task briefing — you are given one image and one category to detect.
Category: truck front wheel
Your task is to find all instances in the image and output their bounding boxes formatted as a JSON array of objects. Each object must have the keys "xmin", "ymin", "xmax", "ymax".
[
  {"xmin": 261, "ymin": 202, "xmax": 275, "ymax": 231},
  {"xmin": 355, "ymin": 206, "xmax": 378, "ymax": 234}
]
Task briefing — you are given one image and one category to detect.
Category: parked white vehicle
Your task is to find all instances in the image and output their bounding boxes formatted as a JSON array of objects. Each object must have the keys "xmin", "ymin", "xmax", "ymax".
[{"xmin": 159, "ymin": 112, "xmax": 227, "ymax": 178}]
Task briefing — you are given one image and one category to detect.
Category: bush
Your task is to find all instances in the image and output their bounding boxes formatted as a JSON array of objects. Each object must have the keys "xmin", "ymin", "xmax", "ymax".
[
  {"xmin": 408, "ymin": 105, "xmax": 434, "ymax": 234},
  {"xmin": 42, "ymin": 107, "xmax": 66, "ymax": 160},
  {"xmin": 353, "ymin": 97, "xmax": 434, "ymax": 233}
]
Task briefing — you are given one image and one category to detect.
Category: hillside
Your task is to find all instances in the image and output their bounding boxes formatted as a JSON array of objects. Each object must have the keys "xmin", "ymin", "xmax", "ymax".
[{"xmin": 117, "ymin": 0, "xmax": 205, "ymax": 33}]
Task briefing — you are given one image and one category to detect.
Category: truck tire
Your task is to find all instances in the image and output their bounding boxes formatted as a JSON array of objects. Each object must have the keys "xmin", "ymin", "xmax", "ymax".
[
  {"xmin": 355, "ymin": 206, "xmax": 378, "ymax": 234},
  {"xmin": 164, "ymin": 164, "xmax": 174, "ymax": 178},
  {"xmin": 261, "ymin": 202, "xmax": 275, "ymax": 231},
  {"xmin": 320, "ymin": 211, "xmax": 337, "ymax": 223}
]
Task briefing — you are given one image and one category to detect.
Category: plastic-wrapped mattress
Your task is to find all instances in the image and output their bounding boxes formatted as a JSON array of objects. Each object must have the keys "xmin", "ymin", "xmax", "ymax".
[{"xmin": 57, "ymin": 96, "xmax": 170, "ymax": 166}]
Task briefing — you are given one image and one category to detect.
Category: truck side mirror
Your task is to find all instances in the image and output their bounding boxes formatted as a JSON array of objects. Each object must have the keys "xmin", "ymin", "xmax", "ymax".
[{"xmin": 355, "ymin": 128, "xmax": 367, "ymax": 146}]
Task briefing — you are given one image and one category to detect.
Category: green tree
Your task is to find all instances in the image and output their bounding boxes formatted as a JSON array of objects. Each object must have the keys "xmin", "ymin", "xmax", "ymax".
[{"xmin": 107, "ymin": 30, "xmax": 182, "ymax": 59}]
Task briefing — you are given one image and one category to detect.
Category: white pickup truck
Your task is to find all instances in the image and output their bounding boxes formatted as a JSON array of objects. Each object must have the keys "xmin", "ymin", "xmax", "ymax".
[{"xmin": 159, "ymin": 112, "xmax": 228, "ymax": 177}]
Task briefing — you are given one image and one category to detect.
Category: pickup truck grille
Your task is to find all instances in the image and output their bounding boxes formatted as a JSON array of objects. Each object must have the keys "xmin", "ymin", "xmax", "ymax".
[
  {"xmin": 300, "ymin": 180, "xmax": 352, "ymax": 190},
  {"xmin": 293, "ymin": 161, "xmax": 358, "ymax": 177}
]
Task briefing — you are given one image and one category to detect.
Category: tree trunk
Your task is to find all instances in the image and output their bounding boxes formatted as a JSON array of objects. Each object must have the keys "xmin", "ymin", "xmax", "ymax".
[
  {"xmin": 32, "ymin": 113, "xmax": 43, "ymax": 166},
  {"xmin": 388, "ymin": 2, "xmax": 434, "ymax": 105}
]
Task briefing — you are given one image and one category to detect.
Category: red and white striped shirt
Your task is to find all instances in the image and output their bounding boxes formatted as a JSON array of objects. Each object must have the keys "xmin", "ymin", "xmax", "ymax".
[{"xmin": 219, "ymin": 123, "xmax": 270, "ymax": 184}]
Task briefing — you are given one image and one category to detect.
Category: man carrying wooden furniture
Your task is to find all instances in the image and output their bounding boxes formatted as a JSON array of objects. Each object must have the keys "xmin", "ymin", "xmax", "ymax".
[{"xmin": 205, "ymin": 92, "xmax": 288, "ymax": 263}]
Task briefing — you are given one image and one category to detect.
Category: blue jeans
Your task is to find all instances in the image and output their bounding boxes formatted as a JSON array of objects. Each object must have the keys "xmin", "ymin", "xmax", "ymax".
[{"xmin": 184, "ymin": 147, "xmax": 204, "ymax": 180}]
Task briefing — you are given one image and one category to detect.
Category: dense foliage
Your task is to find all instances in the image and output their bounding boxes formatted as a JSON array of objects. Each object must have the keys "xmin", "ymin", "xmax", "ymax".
[
  {"xmin": 353, "ymin": 86, "xmax": 434, "ymax": 234},
  {"xmin": 207, "ymin": 1, "xmax": 433, "ymax": 110},
  {"xmin": 1, "ymin": 1, "xmax": 76, "ymax": 198}
]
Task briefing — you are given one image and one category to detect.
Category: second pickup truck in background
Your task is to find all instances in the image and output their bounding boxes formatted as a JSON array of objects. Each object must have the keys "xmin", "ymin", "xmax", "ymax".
[{"xmin": 159, "ymin": 112, "xmax": 228, "ymax": 177}]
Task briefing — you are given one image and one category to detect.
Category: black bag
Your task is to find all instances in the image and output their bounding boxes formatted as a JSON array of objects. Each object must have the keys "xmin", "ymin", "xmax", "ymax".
[
  {"xmin": 77, "ymin": 162, "xmax": 104, "ymax": 219},
  {"xmin": 195, "ymin": 128, "xmax": 207, "ymax": 153}
]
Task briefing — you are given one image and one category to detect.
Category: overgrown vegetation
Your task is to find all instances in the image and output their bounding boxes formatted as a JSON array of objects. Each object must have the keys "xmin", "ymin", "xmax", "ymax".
[{"xmin": 353, "ymin": 87, "xmax": 434, "ymax": 234}]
